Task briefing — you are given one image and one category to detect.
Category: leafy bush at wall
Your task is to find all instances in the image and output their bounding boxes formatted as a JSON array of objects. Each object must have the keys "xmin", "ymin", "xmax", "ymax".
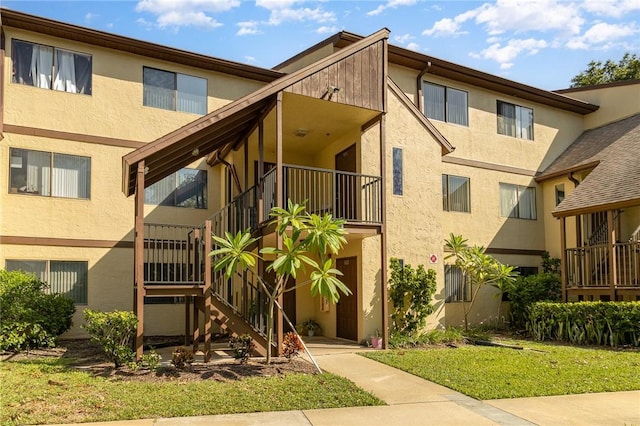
[
  {"xmin": 0, "ymin": 269, "xmax": 75, "ymax": 351},
  {"xmin": 528, "ymin": 301, "xmax": 640, "ymax": 347},
  {"xmin": 83, "ymin": 310, "xmax": 138, "ymax": 367},
  {"xmin": 509, "ymin": 273, "xmax": 562, "ymax": 329},
  {"xmin": 388, "ymin": 258, "xmax": 437, "ymax": 335}
]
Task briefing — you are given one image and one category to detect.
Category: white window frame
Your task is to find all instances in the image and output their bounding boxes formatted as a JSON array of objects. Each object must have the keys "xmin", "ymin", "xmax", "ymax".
[
  {"xmin": 497, "ymin": 100, "xmax": 534, "ymax": 140},
  {"xmin": 499, "ymin": 183, "xmax": 537, "ymax": 220}
]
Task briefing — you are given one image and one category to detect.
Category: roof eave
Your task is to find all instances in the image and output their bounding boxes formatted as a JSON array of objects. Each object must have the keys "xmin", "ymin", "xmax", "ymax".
[
  {"xmin": 552, "ymin": 198, "xmax": 640, "ymax": 218},
  {"xmin": 535, "ymin": 161, "xmax": 600, "ymax": 183}
]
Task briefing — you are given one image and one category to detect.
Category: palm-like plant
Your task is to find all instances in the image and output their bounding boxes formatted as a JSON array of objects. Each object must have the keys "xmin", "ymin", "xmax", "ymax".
[
  {"xmin": 445, "ymin": 233, "xmax": 518, "ymax": 331},
  {"xmin": 210, "ymin": 200, "xmax": 350, "ymax": 363}
]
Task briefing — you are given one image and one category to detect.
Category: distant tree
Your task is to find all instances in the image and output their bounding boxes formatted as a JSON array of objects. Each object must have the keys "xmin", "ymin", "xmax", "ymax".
[{"xmin": 570, "ymin": 53, "xmax": 640, "ymax": 88}]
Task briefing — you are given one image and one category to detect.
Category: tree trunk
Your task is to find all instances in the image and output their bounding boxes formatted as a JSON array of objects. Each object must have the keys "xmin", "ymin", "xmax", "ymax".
[{"xmin": 265, "ymin": 296, "xmax": 276, "ymax": 364}]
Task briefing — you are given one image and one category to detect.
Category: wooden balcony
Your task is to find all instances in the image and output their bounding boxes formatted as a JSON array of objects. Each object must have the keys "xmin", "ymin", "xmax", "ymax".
[{"xmin": 565, "ymin": 240, "xmax": 640, "ymax": 297}]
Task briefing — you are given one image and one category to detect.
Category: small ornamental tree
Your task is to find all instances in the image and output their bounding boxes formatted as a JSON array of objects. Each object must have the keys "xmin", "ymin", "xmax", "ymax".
[
  {"xmin": 389, "ymin": 258, "xmax": 437, "ymax": 335},
  {"xmin": 210, "ymin": 200, "xmax": 351, "ymax": 364},
  {"xmin": 444, "ymin": 234, "xmax": 518, "ymax": 331}
]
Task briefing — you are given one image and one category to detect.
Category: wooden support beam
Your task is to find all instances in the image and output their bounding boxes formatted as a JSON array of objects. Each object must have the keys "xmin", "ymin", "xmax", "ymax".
[
  {"xmin": 258, "ymin": 120, "xmax": 265, "ymax": 224},
  {"xmin": 275, "ymin": 91, "xmax": 284, "ymax": 356},
  {"xmin": 560, "ymin": 217, "xmax": 567, "ymax": 302},
  {"xmin": 607, "ymin": 210, "xmax": 617, "ymax": 300},
  {"xmin": 134, "ymin": 161, "xmax": 146, "ymax": 360},
  {"xmin": 184, "ymin": 296, "xmax": 191, "ymax": 346},
  {"xmin": 203, "ymin": 220, "xmax": 213, "ymax": 362},
  {"xmin": 192, "ymin": 297, "xmax": 200, "ymax": 353},
  {"xmin": 244, "ymin": 139, "xmax": 249, "ymax": 190}
]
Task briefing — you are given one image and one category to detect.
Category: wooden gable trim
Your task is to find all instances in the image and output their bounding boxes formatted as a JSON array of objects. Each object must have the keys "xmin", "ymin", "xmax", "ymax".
[
  {"xmin": 552, "ymin": 198, "xmax": 640, "ymax": 218},
  {"xmin": 387, "ymin": 77, "xmax": 455, "ymax": 154}
]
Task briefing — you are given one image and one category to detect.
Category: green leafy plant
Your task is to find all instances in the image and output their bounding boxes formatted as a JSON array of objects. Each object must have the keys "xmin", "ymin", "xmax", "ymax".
[
  {"xmin": 0, "ymin": 269, "xmax": 75, "ymax": 351},
  {"xmin": 301, "ymin": 319, "xmax": 321, "ymax": 335},
  {"xmin": 229, "ymin": 334, "xmax": 255, "ymax": 363},
  {"xmin": 282, "ymin": 332, "xmax": 304, "ymax": 359},
  {"xmin": 528, "ymin": 301, "xmax": 640, "ymax": 347},
  {"xmin": 444, "ymin": 234, "xmax": 518, "ymax": 332},
  {"xmin": 171, "ymin": 347, "xmax": 194, "ymax": 369},
  {"xmin": 388, "ymin": 258, "xmax": 437, "ymax": 335},
  {"xmin": 83, "ymin": 310, "xmax": 138, "ymax": 368},
  {"xmin": 210, "ymin": 200, "xmax": 350, "ymax": 363},
  {"xmin": 541, "ymin": 251, "xmax": 561, "ymax": 274},
  {"xmin": 509, "ymin": 272, "xmax": 561, "ymax": 329}
]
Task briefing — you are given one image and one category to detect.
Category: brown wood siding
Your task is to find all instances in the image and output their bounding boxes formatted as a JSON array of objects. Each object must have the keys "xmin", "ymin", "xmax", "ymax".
[{"xmin": 284, "ymin": 40, "xmax": 385, "ymax": 112}]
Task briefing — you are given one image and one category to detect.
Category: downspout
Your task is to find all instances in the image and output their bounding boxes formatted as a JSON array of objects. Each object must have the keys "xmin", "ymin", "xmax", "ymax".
[
  {"xmin": 216, "ymin": 152, "xmax": 243, "ymax": 195},
  {"xmin": 416, "ymin": 61, "xmax": 432, "ymax": 111},
  {"xmin": 568, "ymin": 172, "xmax": 582, "ymax": 247}
]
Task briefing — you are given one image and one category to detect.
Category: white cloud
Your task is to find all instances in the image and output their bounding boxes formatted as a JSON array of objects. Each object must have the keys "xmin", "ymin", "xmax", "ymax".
[
  {"xmin": 85, "ymin": 12, "xmax": 98, "ymax": 23},
  {"xmin": 367, "ymin": 0, "xmax": 417, "ymax": 16},
  {"xmin": 316, "ymin": 26, "xmax": 338, "ymax": 34},
  {"xmin": 422, "ymin": 17, "xmax": 468, "ymax": 37},
  {"xmin": 237, "ymin": 21, "xmax": 260, "ymax": 36},
  {"xmin": 566, "ymin": 22, "xmax": 639, "ymax": 49},
  {"xmin": 406, "ymin": 42, "xmax": 420, "ymax": 51},
  {"xmin": 135, "ymin": 0, "xmax": 239, "ymax": 30},
  {"xmin": 394, "ymin": 33, "xmax": 414, "ymax": 44},
  {"xmin": 256, "ymin": 0, "xmax": 335, "ymax": 26},
  {"xmin": 136, "ymin": 17, "xmax": 154, "ymax": 30},
  {"xmin": 473, "ymin": 0, "xmax": 584, "ymax": 36},
  {"xmin": 244, "ymin": 56, "xmax": 257, "ymax": 63},
  {"xmin": 582, "ymin": 0, "xmax": 640, "ymax": 18},
  {"xmin": 470, "ymin": 38, "xmax": 548, "ymax": 69}
]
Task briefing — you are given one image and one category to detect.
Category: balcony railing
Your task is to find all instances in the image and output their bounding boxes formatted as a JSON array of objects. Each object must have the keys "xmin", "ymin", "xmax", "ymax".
[
  {"xmin": 263, "ymin": 164, "xmax": 382, "ymax": 224},
  {"xmin": 143, "ymin": 223, "xmax": 206, "ymax": 285},
  {"xmin": 565, "ymin": 241, "xmax": 640, "ymax": 288}
]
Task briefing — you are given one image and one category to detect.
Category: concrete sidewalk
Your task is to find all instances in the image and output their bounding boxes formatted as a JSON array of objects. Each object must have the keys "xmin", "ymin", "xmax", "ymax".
[{"xmin": 51, "ymin": 340, "xmax": 640, "ymax": 426}]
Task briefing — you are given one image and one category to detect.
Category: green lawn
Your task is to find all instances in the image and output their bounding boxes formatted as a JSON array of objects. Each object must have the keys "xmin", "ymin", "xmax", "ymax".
[
  {"xmin": 363, "ymin": 339, "xmax": 640, "ymax": 400},
  {"xmin": 0, "ymin": 359, "xmax": 383, "ymax": 425}
]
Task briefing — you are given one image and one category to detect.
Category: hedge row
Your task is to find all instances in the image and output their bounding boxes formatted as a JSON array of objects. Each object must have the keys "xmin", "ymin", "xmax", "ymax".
[{"xmin": 528, "ymin": 301, "xmax": 640, "ymax": 347}]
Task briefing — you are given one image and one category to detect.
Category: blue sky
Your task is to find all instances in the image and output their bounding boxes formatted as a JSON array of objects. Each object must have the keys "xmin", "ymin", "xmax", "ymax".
[{"xmin": 4, "ymin": 1, "xmax": 639, "ymax": 90}]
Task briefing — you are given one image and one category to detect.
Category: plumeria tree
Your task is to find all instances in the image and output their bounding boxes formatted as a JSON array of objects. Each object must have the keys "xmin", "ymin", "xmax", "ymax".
[
  {"xmin": 209, "ymin": 200, "xmax": 350, "ymax": 363},
  {"xmin": 444, "ymin": 234, "xmax": 518, "ymax": 331}
]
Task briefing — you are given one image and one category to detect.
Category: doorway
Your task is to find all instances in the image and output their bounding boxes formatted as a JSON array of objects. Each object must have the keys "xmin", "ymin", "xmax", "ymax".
[
  {"xmin": 336, "ymin": 256, "xmax": 358, "ymax": 341},
  {"xmin": 335, "ymin": 144, "xmax": 357, "ymax": 221}
]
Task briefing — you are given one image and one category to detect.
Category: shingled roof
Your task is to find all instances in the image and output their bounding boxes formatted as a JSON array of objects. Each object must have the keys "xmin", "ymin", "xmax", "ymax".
[{"xmin": 538, "ymin": 114, "xmax": 640, "ymax": 217}]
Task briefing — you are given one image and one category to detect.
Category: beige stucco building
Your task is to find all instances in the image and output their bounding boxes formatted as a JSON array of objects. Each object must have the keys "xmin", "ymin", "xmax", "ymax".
[{"xmin": 1, "ymin": 9, "xmax": 639, "ymax": 357}]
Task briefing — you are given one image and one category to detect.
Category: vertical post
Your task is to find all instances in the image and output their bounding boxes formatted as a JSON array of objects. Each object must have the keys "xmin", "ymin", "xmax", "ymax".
[
  {"xmin": 275, "ymin": 91, "xmax": 284, "ymax": 355},
  {"xmin": 379, "ymin": 117, "xmax": 389, "ymax": 348},
  {"xmin": 203, "ymin": 220, "xmax": 213, "ymax": 362},
  {"xmin": 192, "ymin": 297, "xmax": 200, "ymax": 353},
  {"xmin": 560, "ymin": 217, "xmax": 567, "ymax": 302},
  {"xmin": 244, "ymin": 138, "xmax": 249, "ymax": 190},
  {"xmin": 184, "ymin": 296, "xmax": 191, "ymax": 346},
  {"xmin": 258, "ymin": 120, "xmax": 265, "ymax": 224},
  {"xmin": 607, "ymin": 210, "xmax": 617, "ymax": 300},
  {"xmin": 134, "ymin": 161, "xmax": 145, "ymax": 359}
]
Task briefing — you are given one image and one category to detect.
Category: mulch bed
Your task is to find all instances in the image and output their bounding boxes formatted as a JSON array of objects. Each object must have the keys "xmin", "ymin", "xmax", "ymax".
[{"xmin": 1, "ymin": 338, "xmax": 318, "ymax": 383}]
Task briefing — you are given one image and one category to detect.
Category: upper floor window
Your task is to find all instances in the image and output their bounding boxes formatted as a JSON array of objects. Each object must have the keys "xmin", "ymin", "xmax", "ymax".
[
  {"xmin": 500, "ymin": 183, "xmax": 536, "ymax": 220},
  {"xmin": 392, "ymin": 147, "xmax": 403, "ymax": 195},
  {"xmin": 555, "ymin": 184, "xmax": 565, "ymax": 206},
  {"xmin": 497, "ymin": 101, "xmax": 533, "ymax": 140},
  {"xmin": 145, "ymin": 168, "xmax": 207, "ymax": 209},
  {"xmin": 9, "ymin": 148, "xmax": 91, "ymax": 199},
  {"xmin": 5, "ymin": 260, "xmax": 88, "ymax": 304},
  {"xmin": 11, "ymin": 39, "xmax": 92, "ymax": 95},
  {"xmin": 442, "ymin": 174, "xmax": 470, "ymax": 212},
  {"xmin": 423, "ymin": 82, "xmax": 468, "ymax": 126},
  {"xmin": 143, "ymin": 67, "xmax": 207, "ymax": 115}
]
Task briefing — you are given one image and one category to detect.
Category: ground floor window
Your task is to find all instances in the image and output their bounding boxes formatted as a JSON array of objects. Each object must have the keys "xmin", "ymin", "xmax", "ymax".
[
  {"xmin": 144, "ymin": 296, "xmax": 185, "ymax": 305},
  {"xmin": 5, "ymin": 259, "xmax": 88, "ymax": 304},
  {"xmin": 444, "ymin": 265, "xmax": 471, "ymax": 302}
]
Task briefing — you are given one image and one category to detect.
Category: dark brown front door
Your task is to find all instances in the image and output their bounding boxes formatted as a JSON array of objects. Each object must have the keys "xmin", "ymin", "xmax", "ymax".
[
  {"xmin": 335, "ymin": 144, "xmax": 357, "ymax": 221},
  {"xmin": 336, "ymin": 257, "xmax": 358, "ymax": 341}
]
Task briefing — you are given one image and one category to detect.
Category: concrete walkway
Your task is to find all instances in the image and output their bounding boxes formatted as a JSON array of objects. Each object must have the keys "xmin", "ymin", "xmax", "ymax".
[{"xmin": 52, "ymin": 339, "xmax": 640, "ymax": 426}]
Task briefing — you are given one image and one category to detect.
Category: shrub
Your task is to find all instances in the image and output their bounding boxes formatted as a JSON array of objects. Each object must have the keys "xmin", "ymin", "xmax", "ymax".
[
  {"xmin": 0, "ymin": 269, "xmax": 75, "ymax": 351},
  {"xmin": 171, "ymin": 347, "xmax": 194, "ymax": 369},
  {"xmin": 282, "ymin": 332, "xmax": 304, "ymax": 359},
  {"xmin": 528, "ymin": 301, "xmax": 640, "ymax": 347},
  {"xmin": 389, "ymin": 328, "xmax": 466, "ymax": 349},
  {"xmin": 83, "ymin": 310, "xmax": 138, "ymax": 367},
  {"xmin": 509, "ymin": 273, "xmax": 561, "ymax": 330},
  {"xmin": 229, "ymin": 334, "xmax": 255, "ymax": 363},
  {"xmin": 388, "ymin": 258, "xmax": 437, "ymax": 335}
]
